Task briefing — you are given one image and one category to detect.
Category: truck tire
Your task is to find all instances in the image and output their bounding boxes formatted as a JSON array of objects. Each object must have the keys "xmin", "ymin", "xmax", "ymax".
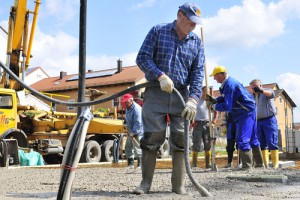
[
  {"xmin": 80, "ymin": 140, "xmax": 101, "ymax": 163},
  {"xmin": 102, "ymin": 140, "xmax": 114, "ymax": 162}
]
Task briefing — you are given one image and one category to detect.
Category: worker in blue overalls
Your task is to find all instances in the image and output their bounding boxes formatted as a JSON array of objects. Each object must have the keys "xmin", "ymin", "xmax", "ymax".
[{"xmin": 206, "ymin": 66, "xmax": 264, "ymax": 170}]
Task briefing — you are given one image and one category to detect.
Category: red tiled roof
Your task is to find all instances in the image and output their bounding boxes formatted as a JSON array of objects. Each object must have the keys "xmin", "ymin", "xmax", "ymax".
[{"xmin": 31, "ymin": 65, "xmax": 145, "ymax": 92}]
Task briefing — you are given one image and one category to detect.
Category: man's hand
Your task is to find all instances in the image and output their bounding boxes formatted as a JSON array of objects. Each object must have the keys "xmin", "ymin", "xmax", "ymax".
[
  {"xmin": 253, "ymin": 86, "xmax": 264, "ymax": 93},
  {"xmin": 181, "ymin": 98, "xmax": 197, "ymax": 121},
  {"xmin": 129, "ymin": 132, "xmax": 135, "ymax": 137},
  {"xmin": 206, "ymin": 101, "xmax": 214, "ymax": 110},
  {"xmin": 205, "ymin": 94, "xmax": 217, "ymax": 104},
  {"xmin": 158, "ymin": 74, "xmax": 174, "ymax": 93}
]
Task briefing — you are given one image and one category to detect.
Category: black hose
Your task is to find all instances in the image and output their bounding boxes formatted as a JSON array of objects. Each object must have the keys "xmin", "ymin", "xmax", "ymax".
[
  {"xmin": 113, "ymin": 139, "xmax": 118, "ymax": 163},
  {"xmin": 116, "ymin": 133, "xmax": 123, "ymax": 163},
  {"xmin": 173, "ymin": 89, "xmax": 212, "ymax": 197},
  {"xmin": 57, "ymin": 117, "xmax": 85, "ymax": 200},
  {"xmin": 1, "ymin": 61, "xmax": 211, "ymax": 195},
  {"xmin": 57, "ymin": 108, "xmax": 93, "ymax": 200}
]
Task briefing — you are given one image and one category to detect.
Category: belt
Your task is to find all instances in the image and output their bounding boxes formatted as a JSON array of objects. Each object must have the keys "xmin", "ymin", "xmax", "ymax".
[
  {"xmin": 196, "ymin": 120, "xmax": 209, "ymax": 123},
  {"xmin": 258, "ymin": 115, "xmax": 275, "ymax": 121},
  {"xmin": 175, "ymin": 86, "xmax": 188, "ymax": 91}
]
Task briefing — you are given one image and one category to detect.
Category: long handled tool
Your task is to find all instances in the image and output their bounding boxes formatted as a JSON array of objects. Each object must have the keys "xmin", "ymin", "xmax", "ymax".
[
  {"xmin": 124, "ymin": 125, "xmax": 140, "ymax": 148},
  {"xmin": 201, "ymin": 28, "xmax": 218, "ymax": 171}
]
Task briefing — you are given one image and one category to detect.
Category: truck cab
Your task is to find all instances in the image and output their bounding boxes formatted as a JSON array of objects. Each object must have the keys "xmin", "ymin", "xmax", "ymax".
[{"xmin": 0, "ymin": 88, "xmax": 18, "ymax": 134}]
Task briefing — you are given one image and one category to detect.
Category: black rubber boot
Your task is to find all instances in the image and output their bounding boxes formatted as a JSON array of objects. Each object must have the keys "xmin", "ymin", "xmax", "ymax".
[
  {"xmin": 137, "ymin": 157, "xmax": 141, "ymax": 168},
  {"xmin": 240, "ymin": 149, "xmax": 252, "ymax": 170},
  {"xmin": 127, "ymin": 158, "xmax": 134, "ymax": 169},
  {"xmin": 252, "ymin": 147, "xmax": 264, "ymax": 168},
  {"xmin": 171, "ymin": 151, "xmax": 187, "ymax": 194},
  {"xmin": 133, "ymin": 150, "xmax": 157, "ymax": 195},
  {"xmin": 224, "ymin": 151, "xmax": 233, "ymax": 168}
]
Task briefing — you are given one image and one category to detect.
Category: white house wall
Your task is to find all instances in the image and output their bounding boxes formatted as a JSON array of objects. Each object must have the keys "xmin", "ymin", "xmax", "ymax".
[{"xmin": 26, "ymin": 68, "xmax": 49, "ymax": 86}]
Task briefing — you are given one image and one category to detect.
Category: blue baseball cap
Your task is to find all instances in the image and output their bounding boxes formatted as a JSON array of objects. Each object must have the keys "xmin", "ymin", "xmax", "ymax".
[{"xmin": 179, "ymin": 2, "xmax": 202, "ymax": 24}]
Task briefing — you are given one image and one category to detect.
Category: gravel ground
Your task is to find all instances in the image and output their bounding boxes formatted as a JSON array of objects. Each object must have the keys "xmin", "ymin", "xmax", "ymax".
[{"xmin": 1, "ymin": 160, "xmax": 300, "ymax": 200}]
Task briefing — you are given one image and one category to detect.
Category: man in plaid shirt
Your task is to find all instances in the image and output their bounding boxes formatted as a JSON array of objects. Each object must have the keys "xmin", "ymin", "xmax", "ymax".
[{"xmin": 133, "ymin": 2, "xmax": 205, "ymax": 195}]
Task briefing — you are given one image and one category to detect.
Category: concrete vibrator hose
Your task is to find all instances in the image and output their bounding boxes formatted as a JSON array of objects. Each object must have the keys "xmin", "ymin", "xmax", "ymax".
[
  {"xmin": 57, "ymin": 108, "xmax": 93, "ymax": 200},
  {"xmin": 1, "ymin": 60, "xmax": 212, "ymax": 197}
]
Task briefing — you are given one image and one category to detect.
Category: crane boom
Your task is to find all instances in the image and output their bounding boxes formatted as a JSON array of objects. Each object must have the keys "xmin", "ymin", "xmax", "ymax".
[{"xmin": 0, "ymin": 0, "xmax": 40, "ymax": 91}]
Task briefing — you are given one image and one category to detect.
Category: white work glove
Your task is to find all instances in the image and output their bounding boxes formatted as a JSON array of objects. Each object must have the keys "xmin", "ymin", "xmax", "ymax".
[
  {"xmin": 158, "ymin": 74, "xmax": 174, "ymax": 93},
  {"xmin": 181, "ymin": 98, "xmax": 197, "ymax": 121}
]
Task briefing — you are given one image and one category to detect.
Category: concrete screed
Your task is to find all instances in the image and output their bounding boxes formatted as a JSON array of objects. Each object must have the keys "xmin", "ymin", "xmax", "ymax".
[{"xmin": 0, "ymin": 159, "xmax": 300, "ymax": 200}]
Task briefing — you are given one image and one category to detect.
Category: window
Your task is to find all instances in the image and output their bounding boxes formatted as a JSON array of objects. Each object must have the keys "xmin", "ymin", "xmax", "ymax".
[
  {"xmin": 279, "ymin": 97, "xmax": 282, "ymax": 103},
  {"xmin": 68, "ymin": 99, "xmax": 75, "ymax": 111},
  {"xmin": 0, "ymin": 94, "xmax": 13, "ymax": 109},
  {"xmin": 285, "ymin": 108, "xmax": 287, "ymax": 117}
]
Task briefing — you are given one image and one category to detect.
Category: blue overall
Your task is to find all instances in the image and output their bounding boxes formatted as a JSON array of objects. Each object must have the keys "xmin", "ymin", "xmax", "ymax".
[
  {"xmin": 226, "ymin": 113, "xmax": 237, "ymax": 153},
  {"xmin": 257, "ymin": 116, "xmax": 278, "ymax": 150},
  {"xmin": 214, "ymin": 76, "xmax": 260, "ymax": 151}
]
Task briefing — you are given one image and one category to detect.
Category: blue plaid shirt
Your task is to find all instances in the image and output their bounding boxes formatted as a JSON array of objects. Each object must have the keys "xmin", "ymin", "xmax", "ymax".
[{"xmin": 136, "ymin": 21, "xmax": 205, "ymax": 100}]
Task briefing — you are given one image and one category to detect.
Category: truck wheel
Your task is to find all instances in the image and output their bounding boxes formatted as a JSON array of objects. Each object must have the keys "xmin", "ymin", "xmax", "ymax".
[
  {"xmin": 159, "ymin": 139, "xmax": 170, "ymax": 158},
  {"xmin": 102, "ymin": 140, "xmax": 114, "ymax": 162},
  {"xmin": 80, "ymin": 140, "xmax": 101, "ymax": 163}
]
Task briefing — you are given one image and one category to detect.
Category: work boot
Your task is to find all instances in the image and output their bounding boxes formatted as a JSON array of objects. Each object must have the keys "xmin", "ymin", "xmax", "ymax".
[
  {"xmin": 137, "ymin": 157, "xmax": 141, "ymax": 169},
  {"xmin": 224, "ymin": 162, "xmax": 232, "ymax": 168},
  {"xmin": 224, "ymin": 151, "xmax": 234, "ymax": 168},
  {"xmin": 133, "ymin": 150, "xmax": 157, "ymax": 195},
  {"xmin": 237, "ymin": 150, "xmax": 242, "ymax": 168},
  {"xmin": 252, "ymin": 147, "xmax": 264, "ymax": 168},
  {"xmin": 191, "ymin": 151, "xmax": 198, "ymax": 167},
  {"xmin": 271, "ymin": 150, "xmax": 279, "ymax": 169},
  {"xmin": 171, "ymin": 151, "xmax": 187, "ymax": 194},
  {"xmin": 262, "ymin": 150, "xmax": 270, "ymax": 168},
  {"xmin": 205, "ymin": 150, "xmax": 212, "ymax": 169},
  {"xmin": 240, "ymin": 149, "xmax": 252, "ymax": 170},
  {"xmin": 127, "ymin": 158, "xmax": 134, "ymax": 169}
]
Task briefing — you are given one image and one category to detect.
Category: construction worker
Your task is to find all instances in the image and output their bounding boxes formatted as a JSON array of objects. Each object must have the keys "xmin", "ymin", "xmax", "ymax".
[
  {"xmin": 133, "ymin": 2, "xmax": 204, "ymax": 195},
  {"xmin": 250, "ymin": 79, "xmax": 279, "ymax": 169},
  {"xmin": 206, "ymin": 66, "xmax": 264, "ymax": 170},
  {"xmin": 121, "ymin": 94, "xmax": 143, "ymax": 169},
  {"xmin": 191, "ymin": 86, "xmax": 217, "ymax": 169}
]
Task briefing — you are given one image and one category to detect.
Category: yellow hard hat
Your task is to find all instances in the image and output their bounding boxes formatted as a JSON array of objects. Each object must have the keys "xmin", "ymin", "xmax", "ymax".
[{"xmin": 209, "ymin": 65, "xmax": 227, "ymax": 77}]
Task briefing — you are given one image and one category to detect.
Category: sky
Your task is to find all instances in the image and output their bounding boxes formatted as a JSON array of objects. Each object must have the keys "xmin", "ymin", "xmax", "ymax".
[{"xmin": 0, "ymin": 0, "xmax": 300, "ymax": 121}]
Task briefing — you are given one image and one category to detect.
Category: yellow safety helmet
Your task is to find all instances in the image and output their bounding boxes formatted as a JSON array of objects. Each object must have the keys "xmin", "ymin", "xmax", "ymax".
[{"xmin": 209, "ymin": 65, "xmax": 227, "ymax": 77}]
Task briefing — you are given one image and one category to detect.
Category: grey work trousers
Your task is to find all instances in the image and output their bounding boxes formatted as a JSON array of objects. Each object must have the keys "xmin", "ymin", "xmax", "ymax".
[
  {"xmin": 125, "ymin": 135, "xmax": 142, "ymax": 159},
  {"xmin": 140, "ymin": 86, "xmax": 188, "ymax": 152},
  {"xmin": 192, "ymin": 120, "xmax": 211, "ymax": 152}
]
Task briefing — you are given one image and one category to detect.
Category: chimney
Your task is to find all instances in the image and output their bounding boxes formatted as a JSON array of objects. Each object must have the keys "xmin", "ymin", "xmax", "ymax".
[
  {"xmin": 87, "ymin": 69, "xmax": 93, "ymax": 73},
  {"xmin": 60, "ymin": 71, "xmax": 67, "ymax": 79},
  {"xmin": 117, "ymin": 59, "xmax": 123, "ymax": 73}
]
